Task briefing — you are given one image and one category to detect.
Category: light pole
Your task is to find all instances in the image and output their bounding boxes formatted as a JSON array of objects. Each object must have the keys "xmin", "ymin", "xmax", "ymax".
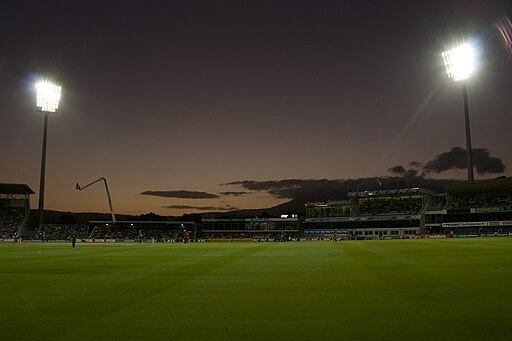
[
  {"xmin": 36, "ymin": 81, "xmax": 62, "ymax": 228},
  {"xmin": 442, "ymin": 43, "xmax": 476, "ymax": 182}
]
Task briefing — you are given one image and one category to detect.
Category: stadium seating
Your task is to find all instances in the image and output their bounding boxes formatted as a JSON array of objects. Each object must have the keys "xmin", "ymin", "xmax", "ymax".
[
  {"xmin": 449, "ymin": 192, "xmax": 512, "ymax": 209},
  {"xmin": 36, "ymin": 224, "xmax": 88, "ymax": 240},
  {"xmin": 89, "ymin": 226, "xmax": 176, "ymax": 241},
  {"xmin": 0, "ymin": 206, "xmax": 24, "ymax": 238},
  {"xmin": 357, "ymin": 198, "xmax": 422, "ymax": 216}
]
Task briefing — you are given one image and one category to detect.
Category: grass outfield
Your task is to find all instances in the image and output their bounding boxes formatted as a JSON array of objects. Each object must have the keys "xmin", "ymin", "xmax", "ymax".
[{"xmin": 1, "ymin": 239, "xmax": 512, "ymax": 340}]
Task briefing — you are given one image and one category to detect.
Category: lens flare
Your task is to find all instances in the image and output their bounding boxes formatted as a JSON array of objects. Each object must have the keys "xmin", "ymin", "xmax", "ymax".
[{"xmin": 495, "ymin": 15, "xmax": 512, "ymax": 58}]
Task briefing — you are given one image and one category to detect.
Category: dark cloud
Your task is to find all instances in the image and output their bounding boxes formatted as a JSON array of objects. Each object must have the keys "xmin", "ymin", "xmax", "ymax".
[
  {"xmin": 423, "ymin": 147, "xmax": 505, "ymax": 175},
  {"xmin": 226, "ymin": 179, "xmax": 346, "ymax": 200},
  {"xmin": 164, "ymin": 205, "xmax": 234, "ymax": 211},
  {"xmin": 388, "ymin": 165, "xmax": 406, "ymax": 175},
  {"xmin": 423, "ymin": 147, "xmax": 466, "ymax": 174},
  {"xmin": 473, "ymin": 149, "xmax": 507, "ymax": 175},
  {"xmin": 408, "ymin": 169, "xmax": 418, "ymax": 177},
  {"xmin": 218, "ymin": 191, "xmax": 250, "ymax": 197},
  {"xmin": 141, "ymin": 190, "xmax": 219, "ymax": 199},
  {"xmin": 388, "ymin": 147, "xmax": 506, "ymax": 177},
  {"xmin": 388, "ymin": 165, "xmax": 418, "ymax": 178}
]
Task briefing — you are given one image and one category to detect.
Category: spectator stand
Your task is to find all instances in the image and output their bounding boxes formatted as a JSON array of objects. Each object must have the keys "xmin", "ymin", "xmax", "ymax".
[
  {"xmin": 424, "ymin": 178, "xmax": 512, "ymax": 236},
  {"xmin": 304, "ymin": 189, "xmax": 433, "ymax": 239},
  {"xmin": 0, "ymin": 183, "xmax": 34, "ymax": 240},
  {"xmin": 87, "ymin": 220, "xmax": 196, "ymax": 242},
  {"xmin": 201, "ymin": 217, "xmax": 300, "ymax": 240},
  {"xmin": 36, "ymin": 224, "xmax": 88, "ymax": 241}
]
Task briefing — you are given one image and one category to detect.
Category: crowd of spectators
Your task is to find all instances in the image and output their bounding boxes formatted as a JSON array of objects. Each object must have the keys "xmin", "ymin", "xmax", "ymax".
[
  {"xmin": 90, "ymin": 227, "xmax": 178, "ymax": 242},
  {"xmin": 0, "ymin": 207, "xmax": 25, "ymax": 239},
  {"xmin": 449, "ymin": 192, "xmax": 512, "ymax": 209},
  {"xmin": 357, "ymin": 198, "xmax": 423, "ymax": 216},
  {"xmin": 307, "ymin": 206, "xmax": 351, "ymax": 218},
  {"xmin": 36, "ymin": 224, "xmax": 88, "ymax": 241},
  {"xmin": 32, "ymin": 224, "xmax": 209, "ymax": 242}
]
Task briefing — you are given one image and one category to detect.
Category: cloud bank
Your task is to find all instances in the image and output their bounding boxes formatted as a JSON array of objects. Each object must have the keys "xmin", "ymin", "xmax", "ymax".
[
  {"xmin": 164, "ymin": 205, "xmax": 235, "ymax": 211},
  {"xmin": 218, "ymin": 191, "xmax": 250, "ymax": 197},
  {"xmin": 226, "ymin": 179, "xmax": 347, "ymax": 200},
  {"xmin": 141, "ymin": 190, "xmax": 219, "ymax": 199},
  {"xmin": 389, "ymin": 146, "xmax": 506, "ymax": 177},
  {"xmin": 423, "ymin": 147, "xmax": 505, "ymax": 175}
]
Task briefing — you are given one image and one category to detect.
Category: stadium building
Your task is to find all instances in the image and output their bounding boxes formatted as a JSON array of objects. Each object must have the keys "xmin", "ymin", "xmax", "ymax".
[
  {"xmin": 304, "ymin": 178, "xmax": 512, "ymax": 239},
  {"xmin": 424, "ymin": 178, "xmax": 512, "ymax": 237},
  {"xmin": 304, "ymin": 188, "xmax": 431, "ymax": 239},
  {"xmin": 0, "ymin": 183, "xmax": 34, "ymax": 240},
  {"xmin": 87, "ymin": 220, "xmax": 197, "ymax": 242},
  {"xmin": 201, "ymin": 217, "xmax": 300, "ymax": 240},
  {"xmin": 5, "ymin": 178, "xmax": 511, "ymax": 242}
]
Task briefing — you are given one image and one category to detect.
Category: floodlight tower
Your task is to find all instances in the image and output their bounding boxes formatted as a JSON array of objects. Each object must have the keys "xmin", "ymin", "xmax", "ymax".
[
  {"xmin": 442, "ymin": 43, "xmax": 476, "ymax": 182},
  {"xmin": 36, "ymin": 81, "xmax": 62, "ymax": 228}
]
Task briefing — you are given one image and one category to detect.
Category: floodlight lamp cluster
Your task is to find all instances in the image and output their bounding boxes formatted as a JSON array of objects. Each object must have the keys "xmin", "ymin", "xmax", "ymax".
[
  {"xmin": 442, "ymin": 43, "xmax": 475, "ymax": 81},
  {"xmin": 36, "ymin": 81, "xmax": 62, "ymax": 113}
]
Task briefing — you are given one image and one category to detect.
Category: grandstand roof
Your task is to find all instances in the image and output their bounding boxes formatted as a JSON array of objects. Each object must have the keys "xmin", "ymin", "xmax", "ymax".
[
  {"xmin": 444, "ymin": 178, "xmax": 512, "ymax": 193},
  {"xmin": 305, "ymin": 200, "xmax": 350, "ymax": 207},
  {"xmin": 0, "ymin": 183, "xmax": 35, "ymax": 195},
  {"xmin": 348, "ymin": 187, "xmax": 434, "ymax": 198}
]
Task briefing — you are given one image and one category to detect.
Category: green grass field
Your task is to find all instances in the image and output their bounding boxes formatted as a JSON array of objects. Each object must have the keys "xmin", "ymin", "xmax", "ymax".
[{"xmin": 1, "ymin": 239, "xmax": 512, "ymax": 340}]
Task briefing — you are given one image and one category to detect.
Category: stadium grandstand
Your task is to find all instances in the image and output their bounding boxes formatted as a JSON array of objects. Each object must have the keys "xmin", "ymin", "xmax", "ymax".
[
  {"xmin": 201, "ymin": 216, "xmax": 299, "ymax": 241},
  {"xmin": 30, "ymin": 220, "xmax": 197, "ymax": 243},
  {"xmin": 424, "ymin": 178, "xmax": 512, "ymax": 237},
  {"xmin": 6, "ymin": 179, "xmax": 511, "ymax": 243},
  {"xmin": 304, "ymin": 188, "xmax": 432, "ymax": 239},
  {"xmin": 36, "ymin": 224, "xmax": 89, "ymax": 241},
  {"xmin": 86, "ymin": 220, "xmax": 196, "ymax": 242},
  {"xmin": 0, "ymin": 183, "xmax": 34, "ymax": 240},
  {"xmin": 303, "ymin": 178, "xmax": 512, "ymax": 239}
]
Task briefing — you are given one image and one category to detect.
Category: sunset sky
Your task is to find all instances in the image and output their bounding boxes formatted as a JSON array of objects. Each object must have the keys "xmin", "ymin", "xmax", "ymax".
[{"xmin": 1, "ymin": 0, "xmax": 511, "ymax": 216}]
